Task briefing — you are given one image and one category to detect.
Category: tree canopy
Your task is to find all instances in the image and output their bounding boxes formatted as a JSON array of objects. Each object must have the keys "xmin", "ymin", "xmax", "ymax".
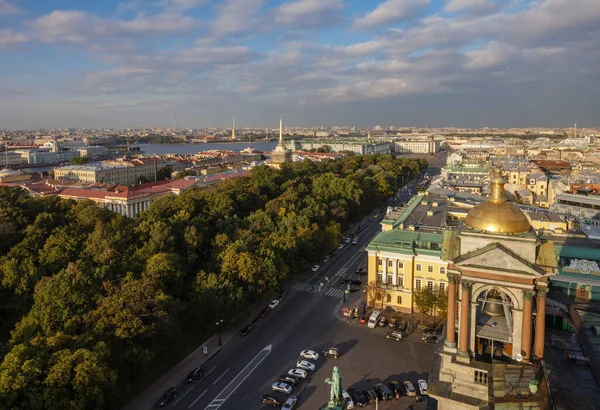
[{"xmin": 0, "ymin": 154, "xmax": 427, "ymax": 409}]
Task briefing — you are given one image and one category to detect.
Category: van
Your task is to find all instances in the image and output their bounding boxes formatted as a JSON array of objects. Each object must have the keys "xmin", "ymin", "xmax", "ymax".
[{"xmin": 368, "ymin": 311, "xmax": 381, "ymax": 328}]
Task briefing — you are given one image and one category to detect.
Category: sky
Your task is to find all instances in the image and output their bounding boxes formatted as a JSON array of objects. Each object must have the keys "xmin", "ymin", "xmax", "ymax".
[{"xmin": 0, "ymin": 0, "xmax": 599, "ymax": 129}]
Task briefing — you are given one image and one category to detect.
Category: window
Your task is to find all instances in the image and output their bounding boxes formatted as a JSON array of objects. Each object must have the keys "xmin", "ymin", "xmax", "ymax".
[
  {"xmin": 427, "ymin": 265, "xmax": 434, "ymax": 273},
  {"xmin": 377, "ymin": 273, "xmax": 383, "ymax": 283},
  {"xmin": 377, "ymin": 258, "xmax": 383, "ymax": 266},
  {"xmin": 387, "ymin": 274, "xmax": 393, "ymax": 284},
  {"xmin": 376, "ymin": 293, "xmax": 382, "ymax": 301},
  {"xmin": 416, "ymin": 263, "xmax": 422, "ymax": 271},
  {"xmin": 398, "ymin": 276, "xmax": 404, "ymax": 288},
  {"xmin": 440, "ymin": 266, "xmax": 446, "ymax": 275},
  {"xmin": 398, "ymin": 261, "xmax": 404, "ymax": 269},
  {"xmin": 439, "ymin": 282, "xmax": 446, "ymax": 292},
  {"xmin": 397, "ymin": 295, "xmax": 402, "ymax": 304},
  {"xmin": 427, "ymin": 281, "xmax": 434, "ymax": 292},
  {"xmin": 386, "ymin": 294, "xmax": 392, "ymax": 303},
  {"xmin": 415, "ymin": 279, "xmax": 422, "ymax": 291},
  {"xmin": 388, "ymin": 259, "xmax": 394, "ymax": 267}
]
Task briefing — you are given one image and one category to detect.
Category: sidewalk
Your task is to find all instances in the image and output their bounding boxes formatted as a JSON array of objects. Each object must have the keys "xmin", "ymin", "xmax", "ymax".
[{"xmin": 122, "ymin": 299, "xmax": 269, "ymax": 410}]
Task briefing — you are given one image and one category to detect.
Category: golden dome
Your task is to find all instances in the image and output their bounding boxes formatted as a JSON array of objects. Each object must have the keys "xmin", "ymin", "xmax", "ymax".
[{"xmin": 464, "ymin": 166, "xmax": 530, "ymax": 234}]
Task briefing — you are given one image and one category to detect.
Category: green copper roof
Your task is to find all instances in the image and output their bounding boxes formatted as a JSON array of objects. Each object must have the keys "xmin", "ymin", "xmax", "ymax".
[
  {"xmin": 366, "ymin": 229, "xmax": 443, "ymax": 255},
  {"xmin": 555, "ymin": 244, "xmax": 600, "ymax": 260}
]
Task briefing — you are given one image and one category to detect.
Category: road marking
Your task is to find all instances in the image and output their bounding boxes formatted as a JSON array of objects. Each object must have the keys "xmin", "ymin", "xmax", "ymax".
[
  {"xmin": 188, "ymin": 389, "xmax": 208, "ymax": 408},
  {"xmin": 212, "ymin": 369, "xmax": 229, "ymax": 385},
  {"xmin": 201, "ymin": 344, "xmax": 272, "ymax": 410},
  {"xmin": 174, "ymin": 384, "xmax": 196, "ymax": 405},
  {"xmin": 204, "ymin": 366, "xmax": 216, "ymax": 378}
]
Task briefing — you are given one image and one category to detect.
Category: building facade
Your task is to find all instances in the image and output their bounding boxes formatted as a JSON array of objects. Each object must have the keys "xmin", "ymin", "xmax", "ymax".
[
  {"xmin": 393, "ymin": 138, "xmax": 440, "ymax": 154},
  {"xmin": 54, "ymin": 158, "xmax": 168, "ymax": 186}
]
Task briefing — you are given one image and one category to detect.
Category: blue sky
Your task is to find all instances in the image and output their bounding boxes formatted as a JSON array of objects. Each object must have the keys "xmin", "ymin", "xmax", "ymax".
[{"xmin": 0, "ymin": 0, "xmax": 599, "ymax": 129}]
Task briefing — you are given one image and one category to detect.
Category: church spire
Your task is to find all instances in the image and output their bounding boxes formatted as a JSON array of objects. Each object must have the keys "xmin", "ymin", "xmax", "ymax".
[
  {"xmin": 279, "ymin": 117, "xmax": 284, "ymax": 146},
  {"xmin": 231, "ymin": 117, "xmax": 236, "ymax": 140}
]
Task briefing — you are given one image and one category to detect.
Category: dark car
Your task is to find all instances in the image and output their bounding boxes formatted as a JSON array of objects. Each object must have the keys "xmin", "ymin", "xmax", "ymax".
[
  {"xmin": 260, "ymin": 307, "xmax": 271, "ymax": 318},
  {"xmin": 157, "ymin": 387, "xmax": 177, "ymax": 407},
  {"xmin": 375, "ymin": 383, "xmax": 393, "ymax": 401},
  {"xmin": 396, "ymin": 321, "xmax": 408, "ymax": 332},
  {"xmin": 279, "ymin": 375, "xmax": 298, "ymax": 386},
  {"xmin": 323, "ymin": 347, "xmax": 340, "ymax": 358},
  {"xmin": 422, "ymin": 326, "xmax": 442, "ymax": 336},
  {"xmin": 386, "ymin": 330, "xmax": 403, "ymax": 341},
  {"xmin": 365, "ymin": 389, "xmax": 378, "ymax": 404},
  {"xmin": 261, "ymin": 394, "xmax": 282, "ymax": 407},
  {"xmin": 423, "ymin": 333, "xmax": 440, "ymax": 344},
  {"xmin": 389, "ymin": 380, "xmax": 401, "ymax": 396},
  {"xmin": 351, "ymin": 389, "xmax": 369, "ymax": 407},
  {"xmin": 378, "ymin": 317, "xmax": 388, "ymax": 327},
  {"xmin": 240, "ymin": 324, "xmax": 254, "ymax": 336},
  {"xmin": 185, "ymin": 366, "xmax": 204, "ymax": 383},
  {"xmin": 355, "ymin": 268, "xmax": 366, "ymax": 275},
  {"xmin": 350, "ymin": 280, "xmax": 363, "ymax": 286}
]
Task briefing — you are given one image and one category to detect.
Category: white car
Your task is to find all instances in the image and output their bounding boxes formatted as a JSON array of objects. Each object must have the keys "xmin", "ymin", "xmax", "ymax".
[
  {"xmin": 338, "ymin": 244, "xmax": 344, "ymax": 250},
  {"xmin": 272, "ymin": 382, "xmax": 292, "ymax": 395},
  {"xmin": 281, "ymin": 396, "xmax": 297, "ymax": 409},
  {"xmin": 268, "ymin": 300, "xmax": 280, "ymax": 309},
  {"xmin": 404, "ymin": 381, "xmax": 416, "ymax": 396},
  {"xmin": 351, "ymin": 238, "xmax": 358, "ymax": 245},
  {"xmin": 300, "ymin": 350, "xmax": 319, "ymax": 360},
  {"xmin": 311, "ymin": 265, "xmax": 320, "ymax": 272},
  {"xmin": 344, "ymin": 237, "xmax": 351, "ymax": 244},
  {"xmin": 418, "ymin": 379, "xmax": 427, "ymax": 395},
  {"xmin": 322, "ymin": 255, "xmax": 330, "ymax": 263},
  {"xmin": 342, "ymin": 390, "xmax": 355, "ymax": 409},
  {"xmin": 296, "ymin": 360, "xmax": 315, "ymax": 372},
  {"xmin": 288, "ymin": 368, "xmax": 307, "ymax": 379}
]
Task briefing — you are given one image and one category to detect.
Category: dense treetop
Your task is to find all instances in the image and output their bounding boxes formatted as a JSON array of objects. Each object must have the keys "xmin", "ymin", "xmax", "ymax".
[{"xmin": 0, "ymin": 154, "xmax": 426, "ymax": 409}]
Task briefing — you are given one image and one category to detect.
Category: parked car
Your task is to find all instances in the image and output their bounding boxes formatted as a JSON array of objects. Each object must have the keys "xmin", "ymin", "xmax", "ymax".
[
  {"xmin": 261, "ymin": 394, "xmax": 281, "ymax": 407},
  {"xmin": 157, "ymin": 387, "xmax": 177, "ymax": 407},
  {"xmin": 279, "ymin": 375, "xmax": 298, "ymax": 386},
  {"xmin": 351, "ymin": 388, "xmax": 369, "ymax": 407},
  {"xmin": 296, "ymin": 360, "xmax": 315, "ymax": 371},
  {"xmin": 300, "ymin": 350, "xmax": 319, "ymax": 360},
  {"xmin": 323, "ymin": 255, "xmax": 331, "ymax": 263},
  {"xmin": 185, "ymin": 366, "xmax": 204, "ymax": 383},
  {"xmin": 311, "ymin": 265, "xmax": 320, "ymax": 272},
  {"xmin": 422, "ymin": 334, "xmax": 440, "ymax": 344},
  {"xmin": 342, "ymin": 390, "xmax": 355, "ymax": 409},
  {"xmin": 355, "ymin": 268, "xmax": 366, "ymax": 275},
  {"xmin": 373, "ymin": 213, "xmax": 380, "ymax": 219},
  {"xmin": 323, "ymin": 347, "xmax": 340, "ymax": 358},
  {"xmin": 396, "ymin": 321, "xmax": 408, "ymax": 332},
  {"xmin": 375, "ymin": 383, "xmax": 393, "ymax": 400},
  {"xmin": 287, "ymin": 368, "xmax": 307, "ymax": 379},
  {"xmin": 352, "ymin": 238, "xmax": 358, "ymax": 245},
  {"xmin": 422, "ymin": 326, "xmax": 442, "ymax": 336},
  {"xmin": 350, "ymin": 279, "xmax": 362, "ymax": 286},
  {"xmin": 389, "ymin": 380, "xmax": 401, "ymax": 397},
  {"xmin": 272, "ymin": 382, "xmax": 292, "ymax": 395},
  {"xmin": 365, "ymin": 389, "xmax": 378, "ymax": 403},
  {"xmin": 359, "ymin": 314, "xmax": 369, "ymax": 324},
  {"xmin": 418, "ymin": 379, "xmax": 428, "ymax": 395},
  {"xmin": 240, "ymin": 325, "xmax": 254, "ymax": 336},
  {"xmin": 386, "ymin": 330, "xmax": 403, "ymax": 341},
  {"xmin": 269, "ymin": 299, "xmax": 280, "ymax": 309},
  {"xmin": 368, "ymin": 311, "xmax": 381, "ymax": 328},
  {"xmin": 404, "ymin": 381, "xmax": 417, "ymax": 396},
  {"xmin": 277, "ymin": 292, "xmax": 286, "ymax": 301},
  {"xmin": 378, "ymin": 317, "xmax": 388, "ymax": 327},
  {"xmin": 281, "ymin": 396, "xmax": 297, "ymax": 410},
  {"xmin": 338, "ymin": 244, "xmax": 344, "ymax": 250},
  {"xmin": 345, "ymin": 237, "xmax": 351, "ymax": 244},
  {"xmin": 260, "ymin": 307, "xmax": 271, "ymax": 318}
]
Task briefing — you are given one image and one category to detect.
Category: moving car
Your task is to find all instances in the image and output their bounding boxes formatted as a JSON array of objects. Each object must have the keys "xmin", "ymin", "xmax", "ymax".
[
  {"xmin": 342, "ymin": 390, "xmax": 355, "ymax": 409},
  {"xmin": 386, "ymin": 330, "xmax": 403, "ymax": 341},
  {"xmin": 261, "ymin": 394, "xmax": 282, "ymax": 407},
  {"xmin": 418, "ymin": 379, "xmax": 428, "ymax": 396},
  {"xmin": 279, "ymin": 375, "xmax": 298, "ymax": 386},
  {"xmin": 367, "ymin": 311, "xmax": 381, "ymax": 328},
  {"xmin": 375, "ymin": 383, "xmax": 393, "ymax": 401},
  {"xmin": 281, "ymin": 396, "xmax": 298, "ymax": 410},
  {"xmin": 240, "ymin": 325, "xmax": 254, "ymax": 336},
  {"xmin": 296, "ymin": 360, "xmax": 315, "ymax": 371},
  {"xmin": 323, "ymin": 347, "xmax": 340, "ymax": 358},
  {"xmin": 311, "ymin": 265, "xmax": 320, "ymax": 272},
  {"xmin": 355, "ymin": 268, "xmax": 366, "ymax": 275},
  {"xmin": 185, "ymin": 366, "xmax": 204, "ymax": 383},
  {"xmin": 157, "ymin": 387, "xmax": 177, "ymax": 407},
  {"xmin": 287, "ymin": 368, "xmax": 307, "ymax": 379},
  {"xmin": 350, "ymin": 388, "xmax": 369, "ymax": 407},
  {"xmin": 269, "ymin": 299, "xmax": 280, "ymax": 309},
  {"xmin": 272, "ymin": 382, "xmax": 292, "ymax": 395},
  {"xmin": 300, "ymin": 350, "xmax": 319, "ymax": 360},
  {"xmin": 404, "ymin": 381, "xmax": 417, "ymax": 396}
]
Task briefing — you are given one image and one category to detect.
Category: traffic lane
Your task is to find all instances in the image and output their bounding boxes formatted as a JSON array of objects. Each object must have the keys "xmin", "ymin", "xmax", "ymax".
[
  {"xmin": 220, "ymin": 294, "xmax": 343, "ymax": 409},
  {"xmin": 295, "ymin": 319, "xmax": 435, "ymax": 409}
]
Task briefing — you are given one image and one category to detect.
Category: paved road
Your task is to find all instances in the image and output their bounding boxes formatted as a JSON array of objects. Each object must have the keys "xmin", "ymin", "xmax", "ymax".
[{"xmin": 159, "ymin": 180, "xmax": 428, "ymax": 410}]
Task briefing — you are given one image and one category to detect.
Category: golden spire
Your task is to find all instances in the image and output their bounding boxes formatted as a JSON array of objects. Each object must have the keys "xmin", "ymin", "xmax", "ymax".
[
  {"xmin": 279, "ymin": 117, "xmax": 284, "ymax": 146},
  {"xmin": 231, "ymin": 117, "xmax": 236, "ymax": 140},
  {"xmin": 489, "ymin": 157, "xmax": 505, "ymax": 203}
]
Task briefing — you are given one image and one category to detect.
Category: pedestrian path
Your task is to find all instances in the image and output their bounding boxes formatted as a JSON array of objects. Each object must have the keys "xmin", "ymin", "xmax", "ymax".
[{"xmin": 292, "ymin": 282, "xmax": 345, "ymax": 298}]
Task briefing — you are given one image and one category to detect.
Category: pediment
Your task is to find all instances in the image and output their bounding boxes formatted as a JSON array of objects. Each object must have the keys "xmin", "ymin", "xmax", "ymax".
[{"xmin": 453, "ymin": 242, "xmax": 545, "ymax": 277}]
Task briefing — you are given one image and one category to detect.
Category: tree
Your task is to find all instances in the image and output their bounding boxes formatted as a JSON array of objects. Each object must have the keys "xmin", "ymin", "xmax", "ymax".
[
  {"xmin": 70, "ymin": 157, "xmax": 86, "ymax": 165},
  {"xmin": 365, "ymin": 281, "xmax": 386, "ymax": 310},
  {"xmin": 413, "ymin": 287, "xmax": 436, "ymax": 318},
  {"xmin": 433, "ymin": 289, "xmax": 448, "ymax": 324}
]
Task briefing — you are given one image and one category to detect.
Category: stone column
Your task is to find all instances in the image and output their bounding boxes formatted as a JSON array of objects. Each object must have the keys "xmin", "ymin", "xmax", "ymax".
[
  {"xmin": 383, "ymin": 258, "xmax": 388, "ymax": 284},
  {"xmin": 458, "ymin": 281, "xmax": 473, "ymax": 356},
  {"xmin": 445, "ymin": 274, "xmax": 458, "ymax": 347},
  {"xmin": 393, "ymin": 259, "xmax": 398, "ymax": 286},
  {"xmin": 521, "ymin": 290, "xmax": 536, "ymax": 362},
  {"xmin": 534, "ymin": 287, "xmax": 548, "ymax": 360}
]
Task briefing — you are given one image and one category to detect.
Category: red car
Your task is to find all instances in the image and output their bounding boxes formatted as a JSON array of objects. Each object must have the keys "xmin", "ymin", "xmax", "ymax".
[
  {"xmin": 359, "ymin": 314, "xmax": 369, "ymax": 324},
  {"xmin": 260, "ymin": 307, "xmax": 271, "ymax": 318}
]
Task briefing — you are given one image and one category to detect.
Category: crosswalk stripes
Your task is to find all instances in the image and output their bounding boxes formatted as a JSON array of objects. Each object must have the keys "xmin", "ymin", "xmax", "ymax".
[{"xmin": 291, "ymin": 282, "xmax": 344, "ymax": 298}]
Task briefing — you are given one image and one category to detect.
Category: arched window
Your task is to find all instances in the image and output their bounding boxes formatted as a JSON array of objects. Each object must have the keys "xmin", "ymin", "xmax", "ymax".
[{"xmin": 397, "ymin": 295, "xmax": 402, "ymax": 304}]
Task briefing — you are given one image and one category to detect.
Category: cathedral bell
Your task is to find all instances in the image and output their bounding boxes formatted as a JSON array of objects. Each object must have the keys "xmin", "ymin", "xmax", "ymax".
[{"xmin": 482, "ymin": 290, "xmax": 505, "ymax": 317}]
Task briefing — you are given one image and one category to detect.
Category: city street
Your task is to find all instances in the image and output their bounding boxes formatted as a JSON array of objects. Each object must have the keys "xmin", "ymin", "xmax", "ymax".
[{"xmin": 158, "ymin": 182, "xmax": 430, "ymax": 410}]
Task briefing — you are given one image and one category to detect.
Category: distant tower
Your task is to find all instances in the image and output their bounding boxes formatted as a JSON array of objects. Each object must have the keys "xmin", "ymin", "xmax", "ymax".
[
  {"xmin": 231, "ymin": 117, "xmax": 236, "ymax": 140},
  {"xmin": 270, "ymin": 117, "xmax": 292, "ymax": 167},
  {"xmin": 173, "ymin": 115, "xmax": 177, "ymax": 131}
]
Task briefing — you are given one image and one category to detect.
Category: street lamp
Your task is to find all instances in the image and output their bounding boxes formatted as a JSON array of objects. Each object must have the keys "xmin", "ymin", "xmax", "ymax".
[{"xmin": 216, "ymin": 319, "xmax": 224, "ymax": 346}]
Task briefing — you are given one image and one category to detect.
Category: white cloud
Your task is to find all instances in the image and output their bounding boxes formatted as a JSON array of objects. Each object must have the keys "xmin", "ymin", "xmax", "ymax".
[
  {"xmin": 209, "ymin": 0, "xmax": 264, "ymax": 38},
  {"xmin": 352, "ymin": 0, "xmax": 429, "ymax": 29},
  {"xmin": 0, "ymin": 29, "xmax": 28, "ymax": 48},
  {"xmin": 0, "ymin": 0, "xmax": 23, "ymax": 15},
  {"xmin": 444, "ymin": 0, "xmax": 497, "ymax": 13},
  {"xmin": 464, "ymin": 41, "xmax": 516, "ymax": 70},
  {"xmin": 275, "ymin": 0, "xmax": 343, "ymax": 27}
]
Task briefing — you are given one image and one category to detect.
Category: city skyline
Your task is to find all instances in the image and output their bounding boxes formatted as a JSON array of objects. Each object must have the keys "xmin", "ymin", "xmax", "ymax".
[{"xmin": 0, "ymin": 0, "xmax": 599, "ymax": 129}]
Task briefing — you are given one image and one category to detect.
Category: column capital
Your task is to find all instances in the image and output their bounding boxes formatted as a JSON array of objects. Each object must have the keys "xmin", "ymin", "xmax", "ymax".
[
  {"xmin": 447, "ymin": 273, "xmax": 459, "ymax": 284},
  {"xmin": 523, "ymin": 290, "xmax": 536, "ymax": 300},
  {"xmin": 536, "ymin": 287, "xmax": 548, "ymax": 298},
  {"xmin": 461, "ymin": 281, "xmax": 473, "ymax": 291}
]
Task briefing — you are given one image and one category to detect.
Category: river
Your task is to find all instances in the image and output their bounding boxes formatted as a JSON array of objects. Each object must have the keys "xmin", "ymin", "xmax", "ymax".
[{"xmin": 136, "ymin": 141, "xmax": 278, "ymax": 155}]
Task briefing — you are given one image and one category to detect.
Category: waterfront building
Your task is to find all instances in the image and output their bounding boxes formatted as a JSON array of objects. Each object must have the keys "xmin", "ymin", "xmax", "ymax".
[
  {"xmin": 286, "ymin": 139, "xmax": 391, "ymax": 155},
  {"xmin": 393, "ymin": 137, "xmax": 440, "ymax": 154},
  {"xmin": 54, "ymin": 158, "xmax": 168, "ymax": 186}
]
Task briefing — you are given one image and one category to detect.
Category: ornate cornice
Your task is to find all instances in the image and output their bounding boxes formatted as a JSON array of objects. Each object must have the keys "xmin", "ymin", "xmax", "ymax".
[{"xmin": 523, "ymin": 290, "xmax": 536, "ymax": 300}]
